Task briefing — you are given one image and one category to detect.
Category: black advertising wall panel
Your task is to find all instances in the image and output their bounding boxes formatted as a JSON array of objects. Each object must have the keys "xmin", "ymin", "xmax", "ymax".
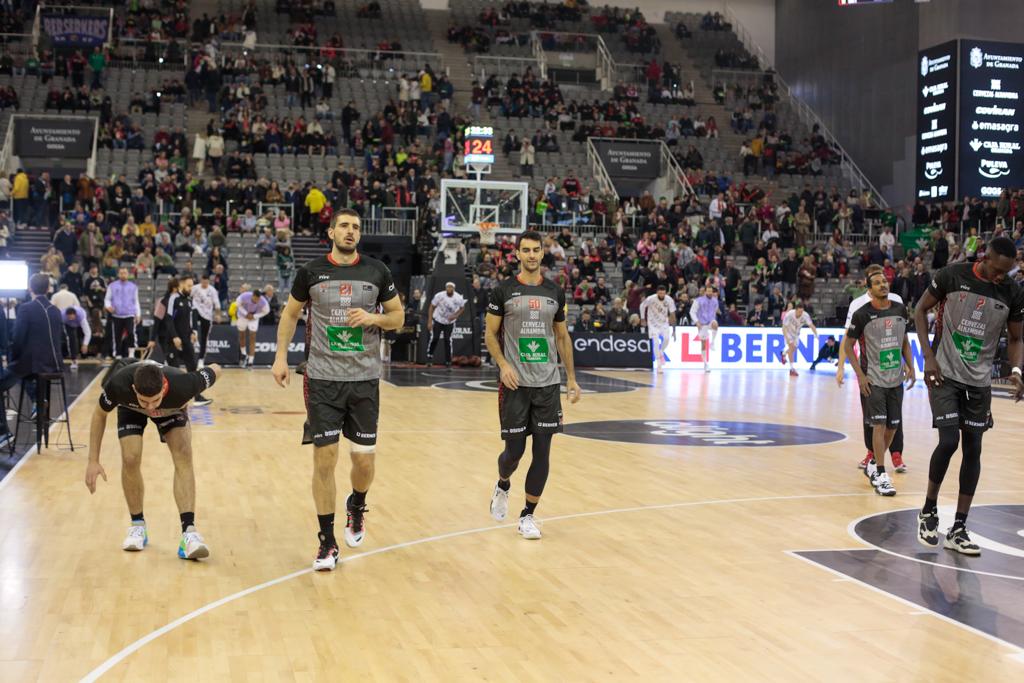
[
  {"xmin": 957, "ymin": 40, "xmax": 1024, "ymax": 201},
  {"xmin": 915, "ymin": 40, "xmax": 958, "ymax": 202},
  {"xmin": 13, "ymin": 118, "xmax": 95, "ymax": 158}
]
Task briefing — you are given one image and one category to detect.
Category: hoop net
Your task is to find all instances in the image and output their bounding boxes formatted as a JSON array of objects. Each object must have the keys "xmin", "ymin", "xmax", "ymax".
[{"xmin": 477, "ymin": 222, "xmax": 498, "ymax": 246}]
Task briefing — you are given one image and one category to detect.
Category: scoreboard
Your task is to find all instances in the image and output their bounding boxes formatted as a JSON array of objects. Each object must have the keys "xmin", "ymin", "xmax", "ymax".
[{"xmin": 463, "ymin": 125, "xmax": 495, "ymax": 165}]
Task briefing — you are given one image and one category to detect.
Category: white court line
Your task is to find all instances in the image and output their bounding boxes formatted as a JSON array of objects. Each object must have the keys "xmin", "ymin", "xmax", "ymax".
[
  {"xmin": 785, "ymin": 550, "xmax": 1024, "ymax": 658},
  {"xmin": 844, "ymin": 507, "xmax": 1024, "ymax": 582},
  {"xmin": 80, "ymin": 490, "xmax": 879, "ymax": 682},
  {"xmin": 0, "ymin": 372, "xmax": 103, "ymax": 495}
]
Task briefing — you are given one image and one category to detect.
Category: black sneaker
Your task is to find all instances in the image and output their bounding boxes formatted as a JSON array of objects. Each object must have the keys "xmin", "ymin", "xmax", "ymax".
[
  {"xmin": 944, "ymin": 524, "xmax": 981, "ymax": 556},
  {"xmin": 193, "ymin": 394, "xmax": 213, "ymax": 407},
  {"xmin": 313, "ymin": 532, "xmax": 339, "ymax": 571},
  {"xmin": 344, "ymin": 496, "xmax": 367, "ymax": 548},
  {"xmin": 917, "ymin": 510, "xmax": 939, "ymax": 548}
]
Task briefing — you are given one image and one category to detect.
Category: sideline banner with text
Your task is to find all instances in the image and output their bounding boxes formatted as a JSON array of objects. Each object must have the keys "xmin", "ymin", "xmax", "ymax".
[
  {"xmin": 148, "ymin": 323, "xmax": 306, "ymax": 366},
  {"xmin": 571, "ymin": 332, "xmax": 654, "ymax": 368}
]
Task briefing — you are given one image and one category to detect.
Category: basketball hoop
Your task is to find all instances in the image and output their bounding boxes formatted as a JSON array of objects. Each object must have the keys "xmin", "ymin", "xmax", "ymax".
[{"xmin": 478, "ymin": 221, "xmax": 498, "ymax": 246}]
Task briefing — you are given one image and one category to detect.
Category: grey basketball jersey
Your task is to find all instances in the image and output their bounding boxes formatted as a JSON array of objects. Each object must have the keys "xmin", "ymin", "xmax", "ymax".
[
  {"xmin": 848, "ymin": 301, "xmax": 908, "ymax": 388},
  {"xmin": 291, "ymin": 253, "xmax": 397, "ymax": 382},
  {"xmin": 929, "ymin": 263, "xmax": 1024, "ymax": 387},
  {"xmin": 488, "ymin": 276, "xmax": 567, "ymax": 388}
]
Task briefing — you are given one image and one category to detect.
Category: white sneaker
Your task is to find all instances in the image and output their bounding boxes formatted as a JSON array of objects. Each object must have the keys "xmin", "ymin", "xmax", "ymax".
[
  {"xmin": 490, "ymin": 483, "xmax": 509, "ymax": 521},
  {"xmin": 344, "ymin": 500, "xmax": 366, "ymax": 548},
  {"xmin": 178, "ymin": 527, "xmax": 210, "ymax": 560},
  {"xmin": 518, "ymin": 514, "xmax": 542, "ymax": 540},
  {"xmin": 70, "ymin": 361, "xmax": 79, "ymax": 371},
  {"xmin": 872, "ymin": 472, "xmax": 896, "ymax": 497},
  {"xmin": 122, "ymin": 524, "xmax": 148, "ymax": 551},
  {"xmin": 247, "ymin": 356, "xmax": 255, "ymax": 368},
  {"xmin": 863, "ymin": 460, "xmax": 877, "ymax": 484},
  {"xmin": 704, "ymin": 363, "xmax": 710, "ymax": 373},
  {"xmin": 238, "ymin": 356, "xmax": 248, "ymax": 368},
  {"xmin": 197, "ymin": 358, "xmax": 205, "ymax": 369},
  {"xmin": 313, "ymin": 533, "xmax": 340, "ymax": 571}
]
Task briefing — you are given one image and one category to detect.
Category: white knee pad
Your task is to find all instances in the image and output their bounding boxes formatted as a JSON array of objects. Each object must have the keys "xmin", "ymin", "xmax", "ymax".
[{"xmin": 350, "ymin": 443, "xmax": 376, "ymax": 455}]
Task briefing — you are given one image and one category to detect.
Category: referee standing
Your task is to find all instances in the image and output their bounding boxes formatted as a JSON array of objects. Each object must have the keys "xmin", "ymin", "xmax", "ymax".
[{"xmin": 426, "ymin": 281, "xmax": 465, "ymax": 368}]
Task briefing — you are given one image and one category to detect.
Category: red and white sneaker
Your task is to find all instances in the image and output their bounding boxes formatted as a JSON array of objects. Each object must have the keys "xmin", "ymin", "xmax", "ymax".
[
  {"xmin": 858, "ymin": 451, "xmax": 874, "ymax": 470},
  {"xmin": 891, "ymin": 451, "xmax": 907, "ymax": 473},
  {"xmin": 778, "ymin": 352, "xmax": 787, "ymax": 365},
  {"xmin": 789, "ymin": 369, "xmax": 799, "ymax": 377},
  {"xmin": 313, "ymin": 533, "xmax": 339, "ymax": 571}
]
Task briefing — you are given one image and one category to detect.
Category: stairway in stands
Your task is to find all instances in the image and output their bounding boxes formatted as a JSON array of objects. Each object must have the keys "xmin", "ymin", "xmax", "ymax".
[
  {"xmin": 7, "ymin": 228, "xmax": 51, "ymax": 268},
  {"xmin": 291, "ymin": 234, "xmax": 324, "ymax": 264},
  {"xmin": 424, "ymin": 10, "xmax": 518, "ymax": 180}
]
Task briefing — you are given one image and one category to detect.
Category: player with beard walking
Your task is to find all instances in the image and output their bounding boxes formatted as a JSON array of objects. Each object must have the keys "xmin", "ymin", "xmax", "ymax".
[
  {"xmin": 486, "ymin": 230, "xmax": 580, "ymax": 540},
  {"xmin": 914, "ymin": 237, "xmax": 1024, "ymax": 555},
  {"xmin": 427, "ymin": 281, "xmax": 466, "ymax": 368},
  {"xmin": 639, "ymin": 284, "xmax": 676, "ymax": 373},
  {"xmin": 272, "ymin": 209, "xmax": 404, "ymax": 571},
  {"xmin": 837, "ymin": 264, "xmax": 908, "ymax": 473},
  {"xmin": 843, "ymin": 269, "xmax": 915, "ymax": 496},
  {"xmin": 779, "ymin": 303, "xmax": 818, "ymax": 377}
]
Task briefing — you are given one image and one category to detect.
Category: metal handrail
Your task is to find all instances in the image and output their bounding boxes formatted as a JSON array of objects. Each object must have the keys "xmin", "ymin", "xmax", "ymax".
[
  {"xmin": 585, "ymin": 137, "xmax": 616, "ymax": 197},
  {"xmin": 720, "ymin": 6, "xmax": 888, "ymax": 209},
  {"xmin": 529, "ymin": 31, "xmax": 547, "ymax": 79},
  {"xmin": 661, "ymin": 138, "xmax": 695, "ymax": 201},
  {"xmin": 472, "ymin": 54, "xmax": 539, "ymax": 80}
]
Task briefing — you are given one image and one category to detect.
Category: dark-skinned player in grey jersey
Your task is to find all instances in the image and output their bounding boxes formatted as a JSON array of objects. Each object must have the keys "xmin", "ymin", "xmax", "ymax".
[
  {"xmin": 915, "ymin": 237, "xmax": 1024, "ymax": 555},
  {"xmin": 485, "ymin": 230, "xmax": 581, "ymax": 540}
]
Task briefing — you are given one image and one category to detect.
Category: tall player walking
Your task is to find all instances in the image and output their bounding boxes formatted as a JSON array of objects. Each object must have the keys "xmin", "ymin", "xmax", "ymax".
[
  {"xmin": 914, "ymin": 237, "xmax": 1024, "ymax": 555},
  {"xmin": 639, "ymin": 284, "xmax": 676, "ymax": 373},
  {"xmin": 690, "ymin": 286, "xmax": 719, "ymax": 373},
  {"xmin": 837, "ymin": 264, "xmax": 907, "ymax": 472},
  {"xmin": 779, "ymin": 303, "xmax": 818, "ymax": 377},
  {"xmin": 272, "ymin": 209, "xmax": 404, "ymax": 571},
  {"xmin": 844, "ymin": 270, "xmax": 915, "ymax": 496},
  {"xmin": 486, "ymin": 230, "xmax": 580, "ymax": 540}
]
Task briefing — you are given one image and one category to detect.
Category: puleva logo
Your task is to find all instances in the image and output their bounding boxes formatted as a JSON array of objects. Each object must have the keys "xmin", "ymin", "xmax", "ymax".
[{"xmin": 920, "ymin": 55, "xmax": 929, "ymax": 77}]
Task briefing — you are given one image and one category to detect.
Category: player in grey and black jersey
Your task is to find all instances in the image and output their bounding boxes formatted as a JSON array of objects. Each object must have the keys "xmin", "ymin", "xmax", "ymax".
[
  {"xmin": 844, "ymin": 269, "xmax": 915, "ymax": 497},
  {"xmin": 273, "ymin": 209, "xmax": 404, "ymax": 571},
  {"xmin": 485, "ymin": 230, "xmax": 580, "ymax": 540},
  {"xmin": 915, "ymin": 237, "xmax": 1024, "ymax": 555}
]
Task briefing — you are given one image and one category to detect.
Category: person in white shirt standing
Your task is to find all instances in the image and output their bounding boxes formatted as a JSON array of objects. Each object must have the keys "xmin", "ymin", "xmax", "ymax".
[
  {"xmin": 689, "ymin": 286, "xmax": 720, "ymax": 373},
  {"xmin": 427, "ymin": 282, "xmax": 465, "ymax": 368},
  {"xmin": 191, "ymin": 272, "xmax": 221, "ymax": 367},
  {"xmin": 640, "ymin": 285, "xmax": 677, "ymax": 373},
  {"xmin": 879, "ymin": 227, "xmax": 896, "ymax": 261},
  {"xmin": 778, "ymin": 303, "xmax": 818, "ymax": 377}
]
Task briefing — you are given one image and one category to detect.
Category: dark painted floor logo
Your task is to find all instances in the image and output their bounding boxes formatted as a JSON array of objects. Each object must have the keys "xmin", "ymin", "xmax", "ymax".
[
  {"xmin": 562, "ymin": 420, "xmax": 846, "ymax": 447},
  {"xmin": 794, "ymin": 505, "xmax": 1024, "ymax": 650},
  {"xmin": 383, "ymin": 367, "xmax": 649, "ymax": 394}
]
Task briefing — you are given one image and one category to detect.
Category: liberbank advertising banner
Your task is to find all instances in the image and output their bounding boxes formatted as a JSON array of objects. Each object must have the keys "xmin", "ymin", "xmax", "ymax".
[
  {"xmin": 660, "ymin": 327, "xmax": 934, "ymax": 371},
  {"xmin": 957, "ymin": 40, "xmax": 1024, "ymax": 200}
]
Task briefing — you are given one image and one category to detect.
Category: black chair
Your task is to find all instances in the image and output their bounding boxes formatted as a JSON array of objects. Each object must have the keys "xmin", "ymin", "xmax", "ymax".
[{"xmin": 15, "ymin": 372, "xmax": 74, "ymax": 453}]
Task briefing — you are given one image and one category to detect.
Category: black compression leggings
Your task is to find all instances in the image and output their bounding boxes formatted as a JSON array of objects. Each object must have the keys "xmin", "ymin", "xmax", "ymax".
[
  {"xmin": 498, "ymin": 433, "xmax": 553, "ymax": 498},
  {"xmin": 927, "ymin": 426, "xmax": 983, "ymax": 496},
  {"xmin": 863, "ymin": 421, "xmax": 904, "ymax": 452}
]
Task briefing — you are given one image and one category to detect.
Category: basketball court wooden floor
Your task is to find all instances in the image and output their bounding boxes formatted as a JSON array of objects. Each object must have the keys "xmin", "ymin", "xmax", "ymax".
[{"xmin": 2, "ymin": 366, "xmax": 1024, "ymax": 682}]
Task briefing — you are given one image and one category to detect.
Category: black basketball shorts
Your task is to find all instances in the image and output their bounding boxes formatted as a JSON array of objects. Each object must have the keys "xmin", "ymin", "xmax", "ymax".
[
  {"xmin": 928, "ymin": 379, "xmax": 993, "ymax": 432},
  {"xmin": 306, "ymin": 378, "xmax": 380, "ymax": 447},
  {"xmin": 498, "ymin": 383, "xmax": 563, "ymax": 440},
  {"xmin": 865, "ymin": 384, "xmax": 903, "ymax": 428},
  {"xmin": 116, "ymin": 407, "xmax": 189, "ymax": 442}
]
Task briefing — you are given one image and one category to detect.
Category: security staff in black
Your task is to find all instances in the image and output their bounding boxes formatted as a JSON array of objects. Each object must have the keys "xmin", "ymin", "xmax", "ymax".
[
  {"xmin": 914, "ymin": 237, "xmax": 1024, "ymax": 555},
  {"xmin": 165, "ymin": 275, "xmax": 212, "ymax": 406},
  {"xmin": 272, "ymin": 208, "xmax": 405, "ymax": 572},
  {"xmin": 844, "ymin": 269, "xmax": 915, "ymax": 498},
  {"xmin": 485, "ymin": 230, "xmax": 581, "ymax": 541},
  {"xmin": 84, "ymin": 360, "xmax": 222, "ymax": 561}
]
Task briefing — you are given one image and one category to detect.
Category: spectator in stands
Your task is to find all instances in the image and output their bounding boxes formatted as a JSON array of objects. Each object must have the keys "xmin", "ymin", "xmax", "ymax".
[
  {"xmin": 797, "ymin": 255, "xmax": 816, "ymax": 301},
  {"xmin": 746, "ymin": 300, "xmax": 769, "ymax": 327},
  {"xmin": 879, "ymin": 226, "xmax": 895, "ymax": 261}
]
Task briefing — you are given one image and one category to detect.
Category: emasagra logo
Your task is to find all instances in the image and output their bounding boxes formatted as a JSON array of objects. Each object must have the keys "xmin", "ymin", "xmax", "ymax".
[{"xmin": 970, "ymin": 46, "xmax": 984, "ymax": 69}]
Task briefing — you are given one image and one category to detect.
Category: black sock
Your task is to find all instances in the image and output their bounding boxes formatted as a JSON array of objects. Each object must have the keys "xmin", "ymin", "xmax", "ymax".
[
  {"xmin": 180, "ymin": 511, "xmax": 195, "ymax": 533},
  {"xmin": 922, "ymin": 498, "xmax": 937, "ymax": 515},
  {"xmin": 130, "ymin": 511, "xmax": 145, "ymax": 523},
  {"xmin": 318, "ymin": 513, "xmax": 335, "ymax": 541},
  {"xmin": 349, "ymin": 490, "xmax": 367, "ymax": 508},
  {"xmin": 954, "ymin": 511, "xmax": 968, "ymax": 528},
  {"xmin": 497, "ymin": 478, "xmax": 511, "ymax": 492},
  {"xmin": 875, "ymin": 465, "xmax": 885, "ymax": 474},
  {"xmin": 521, "ymin": 501, "xmax": 537, "ymax": 518}
]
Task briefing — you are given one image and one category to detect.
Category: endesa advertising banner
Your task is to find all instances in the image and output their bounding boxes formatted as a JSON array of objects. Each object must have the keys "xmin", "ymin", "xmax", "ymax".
[
  {"xmin": 661, "ymin": 327, "xmax": 933, "ymax": 372},
  {"xmin": 571, "ymin": 332, "xmax": 653, "ymax": 368}
]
